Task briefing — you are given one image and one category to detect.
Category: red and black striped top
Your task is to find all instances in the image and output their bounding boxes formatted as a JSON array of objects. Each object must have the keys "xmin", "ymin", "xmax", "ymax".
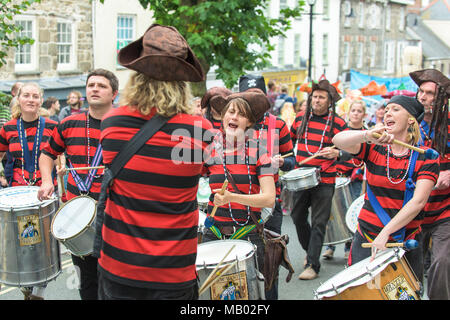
[
  {"xmin": 336, "ymin": 126, "xmax": 365, "ymax": 180},
  {"xmin": 42, "ymin": 112, "xmax": 103, "ymax": 201},
  {"xmin": 354, "ymin": 142, "xmax": 439, "ymax": 240},
  {"xmin": 0, "ymin": 117, "xmax": 57, "ymax": 186},
  {"xmin": 252, "ymin": 113, "xmax": 294, "ymax": 196},
  {"xmin": 422, "ymin": 111, "xmax": 450, "ymax": 227},
  {"xmin": 203, "ymin": 135, "xmax": 273, "ymax": 226},
  {"xmin": 290, "ymin": 111, "xmax": 348, "ymax": 185},
  {"xmin": 98, "ymin": 106, "xmax": 214, "ymax": 290}
]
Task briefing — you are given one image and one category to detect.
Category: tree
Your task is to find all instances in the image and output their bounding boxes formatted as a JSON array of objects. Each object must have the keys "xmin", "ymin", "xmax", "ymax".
[{"xmin": 102, "ymin": 0, "xmax": 305, "ymax": 95}]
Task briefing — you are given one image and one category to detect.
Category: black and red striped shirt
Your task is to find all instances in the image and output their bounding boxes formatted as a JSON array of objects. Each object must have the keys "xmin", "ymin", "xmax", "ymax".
[
  {"xmin": 98, "ymin": 106, "xmax": 214, "ymax": 290},
  {"xmin": 0, "ymin": 117, "xmax": 57, "ymax": 186},
  {"xmin": 336, "ymin": 126, "xmax": 366, "ymax": 180},
  {"xmin": 203, "ymin": 134, "xmax": 273, "ymax": 226},
  {"xmin": 354, "ymin": 142, "xmax": 439, "ymax": 240},
  {"xmin": 290, "ymin": 111, "xmax": 348, "ymax": 185},
  {"xmin": 42, "ymin": 112, "xmax": 103, "ymax": 201}
]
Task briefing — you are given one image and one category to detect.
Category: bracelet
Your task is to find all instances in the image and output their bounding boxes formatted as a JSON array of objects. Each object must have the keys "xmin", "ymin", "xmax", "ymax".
[{"xmin": 363, "ymin": 130, "xmax": 372, "ymax": 144}]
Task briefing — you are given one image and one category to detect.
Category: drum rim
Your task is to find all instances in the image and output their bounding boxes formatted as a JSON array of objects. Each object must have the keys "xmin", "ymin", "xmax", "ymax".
[
  {"xmin": 314, "ymin": 248, "xmax": 405, "ymax": 299},
  {"xmin": 196, "ymin": 239, "xmax": 257, "ymax": 269},
  {"xmin": 0, "ymin": 186, "xmax": 56, "ymax": 209},
  {"xmin": 51, "ymin": 195, "xmax": 97, "ymax": 241},
  {"xmin": 344, "ymin": 194, "xmax": 365, "ymax": 233},
  {"xmin": 281, "ymin": 167, "xmax": 319, "ymax": 180}
]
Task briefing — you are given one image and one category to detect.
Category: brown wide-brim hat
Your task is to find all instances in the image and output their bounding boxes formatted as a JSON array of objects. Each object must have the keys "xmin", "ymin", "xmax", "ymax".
[
  {"xmin": 409, "ymin": 69, "xmax": 450, "ymax": 96},
  {"xmin": 118, "ymin": 24, "xmax": 205, "ymax": 82},
  {"xmin": 200, "ymin": 87, "xmax": 232, "ymax": 110},
  {"xmin": 211, "ymin": 90, "xmax": 270, "ymax": 121},
  {"xmin": 311, "ymin": 79, "xmax": 341, "ymax": 104}
]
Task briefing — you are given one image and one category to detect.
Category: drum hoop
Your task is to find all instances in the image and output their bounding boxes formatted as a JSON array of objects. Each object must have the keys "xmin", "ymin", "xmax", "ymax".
[
  {"xmin": 0, "ymin": 186, "xmax": 56, "ymax": 210},
  {"xmin": 282, "ymin": 167, "xmax": 319, "ymax": 181},
  {"xmin": 196, "ymin": 240, "xmax": 257, "ymax": 269},
  {"xmin": 51, "ymin": 195, "xmax": 97, "ymax": 241},
  {"xmin": 315, "ymin": 248, "xmax": 404, "ymax": 298}
]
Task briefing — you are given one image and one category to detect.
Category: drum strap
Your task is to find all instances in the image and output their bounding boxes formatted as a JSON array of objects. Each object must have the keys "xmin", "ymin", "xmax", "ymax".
[
  {"xmin": 17, "ymin": 116, "xmax": 45, "ymax": 174},
  {"xmin": 366, "ymin": 150, "xmax": 419, "ymax": 242},
  {"xmin": 92, "ymin": 114, "xmax": 171, "ymax": 258}
]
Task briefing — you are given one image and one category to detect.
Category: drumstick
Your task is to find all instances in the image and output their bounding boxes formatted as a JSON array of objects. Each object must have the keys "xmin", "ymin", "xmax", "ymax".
[
  {"xmin": 198, "ymin": 244, "xmax": 236, "ymax": 294},
  {"xmin": 204, "ymin": 180, "xmax": 228, "ymax": 228},
  {"xmin": 371, "ymin": 132, "xmax": 439, "ymax": 159},
  {"xmin": 199, "ymin": 260, "xmax": 238, "ymax": 296},
  {"xmin": 66, "ymin": 165, "xmax": 105, "ymax": 172},
  {"xmin": 361, "ymin": 239, "xmax": 418, "ymax": 250},
  {"xmin": 57, "ymin": 156, "xmax": 67, "ymax": 202},
  {"xmin": 281, "ymin": 152, "xmax": 293, "ymax": 158},
  {"xmin": 298, "ymin": 145, "xmax": 336, "ymax": 166}
]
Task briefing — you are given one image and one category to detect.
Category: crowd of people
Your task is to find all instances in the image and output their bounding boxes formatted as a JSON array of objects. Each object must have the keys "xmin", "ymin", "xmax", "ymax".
[{"xmin": 0, "ymin": 23, "xmax": 448, "ymax": 301}]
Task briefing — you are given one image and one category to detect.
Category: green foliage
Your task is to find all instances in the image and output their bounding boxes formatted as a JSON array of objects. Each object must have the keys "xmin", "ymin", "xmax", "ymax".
[
  {"xmin": 0, "ymin": 91, "xmax": 11, "ymax": 107},
  {"xmin": 100, "ymin": 0, "xmax": 305, "ymax": 91},
  {"xmin": 0, "ymin": 0, "xmax": 41, "ymax": 68}
]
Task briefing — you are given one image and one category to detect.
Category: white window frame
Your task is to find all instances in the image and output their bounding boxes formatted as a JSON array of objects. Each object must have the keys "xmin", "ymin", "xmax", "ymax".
[
  {"xmin": 294, "ymin": 34, "xmax": 301, "ymax": 67},
  {"xmin": 14, "ymin": 15, "xmax": 37, "ymax": 72},
  {"xmin": 117, "ymin": 14, "xmax": 136, "ymax": 66},
  {"xmin": 398, "ymin": 7, "xmax": 405, "ymax": 31},
  {"xmin": 358, "ymin": 1, "xmax": 365, "ymax": 29},
  {"xmin": 322, "ymin": 34, "xmax": 328, "ymax": 66},
  {"xmin": 385, "ymin": 6, "xmax": 391, "ymax": 31},
  {"xmin": 357, "ymin": 42, "xmax": 364, "ymax": 68},
  {"xmin": 278, "ymin": 36, "xmax": 285, "ymax": 66},
  {"xmin": 384, "ymin": 41, "xmax": 395, "ymax": 74},
  {"xmin": 343, "ymin": 42, "xmax": 350, "ymax": 70},
  {"xmin": 370, "ymin": 41, "xmax": 377, "ymax": 68},
  {"xmin": 56, "ymin": 19, "xmax": 77, "ymax": 71}
]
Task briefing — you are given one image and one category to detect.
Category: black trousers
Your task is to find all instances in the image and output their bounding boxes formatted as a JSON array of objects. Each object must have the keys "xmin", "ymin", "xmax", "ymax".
[
  {"xmin": 98, "ymin": 272, "xmax": 198, "ymax": 300},
  {"xmin": 290, "ymin": 184, "xmax": 335, "ymax": 273},
  {"xmin": 71, "ymin": 254, "xmax": 99, "ymax": 300}
]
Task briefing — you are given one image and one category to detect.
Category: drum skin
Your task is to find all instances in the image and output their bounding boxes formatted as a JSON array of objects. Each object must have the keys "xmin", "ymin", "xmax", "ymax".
[{"xmin": 0, "ymin": 186, "xmax": 61, "ymax": 287}]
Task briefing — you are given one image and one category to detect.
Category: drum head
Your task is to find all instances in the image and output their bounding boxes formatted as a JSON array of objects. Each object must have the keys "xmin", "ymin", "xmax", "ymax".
[
  {"xmin": 0, "ymin": 186, "xmax": 54, "ymax": 209},
  {"xmin": 196, "ymin": 240, "xmax": 256, "ymax": 269},
  {"xmin": 197, "ymin": 177, "xmax": 211, "ymax": 205},
  {"xmin": 52, "ymin": 196, "xmax": 96, "ymax": 239},
  {"xmin": 315, "ymin": 248, "xmax": 406, "ymax": 299},
  {"xmin": 345, "ymin": 195, "xmax": 364, "ymax": 233},
  {"xmin": 282, "ymin": 167, "xmax": 317, "ymax": 180}
]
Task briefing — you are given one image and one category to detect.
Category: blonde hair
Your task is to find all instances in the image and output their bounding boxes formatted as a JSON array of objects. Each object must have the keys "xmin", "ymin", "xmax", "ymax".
[
  {"xmin": 408, "ymin": 117, "xmax": 421, "ymax": 146},
  {"xmin": 11, "ymin": 82, "xmax": 44, "ymax": 119},
  {"xmin": 120, "ymin": 71, "xmax": 193, "ymax": 117},
  {"xmin": 347, "ymin": 100, "xmax": 367, "ymax": 115}
]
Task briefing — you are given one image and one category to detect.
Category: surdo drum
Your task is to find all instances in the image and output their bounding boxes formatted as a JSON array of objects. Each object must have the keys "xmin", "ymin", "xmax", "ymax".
[
  {"xmin": 280, "ymin": 167, "xmax": 320, "ymax": 192},
  {"xmin": 345, "ymin": 194, "xmax": 365, "ymax": 234},
  {"xmin": 196, "ymin": 240, "xmax": 264, "ymax": 300},
  {"xmin": 0, "ymin": 186, "xmax": 61, "ymax": 287},
  {"xmin": 314, "ymin": 248, "xmax": 421, "ymax": 300},
  {"xmin": 51, "ymin": 196, "xmax": 97, "ymax": 257}
]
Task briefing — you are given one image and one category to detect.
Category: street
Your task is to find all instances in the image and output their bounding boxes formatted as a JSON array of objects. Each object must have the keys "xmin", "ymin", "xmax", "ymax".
[{"xmin": 0, "ymin": 215, "xmax": 428, "ymax": 301}]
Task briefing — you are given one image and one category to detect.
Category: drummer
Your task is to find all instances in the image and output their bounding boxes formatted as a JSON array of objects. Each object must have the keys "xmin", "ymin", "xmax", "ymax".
[
  {"xmin": 0, "ymin": 82, "xmax": 58, "ymax": 299},
  {"xmin": 332, "ymin": 95, "xmax": 440, "ymax": 283},
  {"xmin": 289, "ymin": 79, "xmax": 348, "ymax": 280},
  {"xmin": 324, "ymin": 100, "xmax": 368, "ymax": 260},
  {"xmin": 202, "ymin": 90, "xmax": 276, "ymax": 290},
  {"xmin": 38, "ymin": 68, "xmax": 119, "ymax": 300}
]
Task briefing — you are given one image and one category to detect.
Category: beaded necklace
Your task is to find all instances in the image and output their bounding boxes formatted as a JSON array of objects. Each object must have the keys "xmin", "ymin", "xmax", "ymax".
[
  {"xmin": 17, "ymin": 117, "xmax": 41, "ymax": 186},
  {"xmin": 386, "ymin": 145, "xmax": 412, "ymax": 185},
  {"xmin": 219, "ymin": 133, "xmax": 252, "ymax": 226},
  {"xmin": 85, "ymin": 113, "xmax": 102, "ymax": 179},
  {"xmin": 301, "ymin": 111, "xmax": 332, "ymax": 156}
]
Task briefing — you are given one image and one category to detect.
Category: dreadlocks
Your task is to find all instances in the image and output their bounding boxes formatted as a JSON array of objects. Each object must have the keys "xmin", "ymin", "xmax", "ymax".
[{"xmin": 429, "ymin": 85, "xmax": 449, "ymax": 157}]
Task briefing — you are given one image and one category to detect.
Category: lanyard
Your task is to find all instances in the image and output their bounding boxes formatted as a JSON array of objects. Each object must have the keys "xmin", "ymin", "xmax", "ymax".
[
  {"xmin": 68, "ymin": 144, "xmax": 103, "ymax": 194},
  {"xmin": 17, "ymin": 117, "xmax": 45, "ymax": 174}
]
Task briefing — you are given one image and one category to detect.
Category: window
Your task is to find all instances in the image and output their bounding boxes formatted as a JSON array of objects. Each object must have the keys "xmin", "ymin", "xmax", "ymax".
[
  {"xmin": 323, "ymin": 0, "xmax": 330, "ymax": 20},
  {"xmin": 322, "ymin": 34, "xmax": 328, "ymax": 65},
  {"xmin": 14, "ymin": 16, "xmax": 37, "ymax": 72},
  {"xmin": 117, "ymin": 15, "xmax": 135, "ymax": 65},
  {"xmin": 278, "ymin": 36, "xmax": 285, "ymax": 66},
  {"xmin": 294, "ymin": 34, "xmax": 301, "ymax": 67},
  {"xmin": 398, "ymin": 7, "xmax": 405, "ymax": 31},
  {"xmin": 57, "ymin": 21, "xmax": 75, "ymax": 70},
  {"xmin": 357, "ymin": 42, "xmax": 364, "ymax": 68},
  {"xmin": 385, "ymin": 6, "xmax": 391, "ymax": 31},
  {"xmin": 343, "ymin": 42, "xmax": 350, "ymax": 70},
  {"xmin": 384, "ymin": 41, "xmax": 395, "ymax": 74},
  {"xmin": 370, "ymin": 41, "xmax": 377, "ymax": 68},
  {"xmin": 358, "ymin": 2, "xmax": 365, "ymax": 29}
]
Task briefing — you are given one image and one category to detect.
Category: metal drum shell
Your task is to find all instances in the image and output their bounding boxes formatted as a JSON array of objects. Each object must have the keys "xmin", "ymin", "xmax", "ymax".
[
  {"xmin": 323, "ymin": 177, "xmax": 354, "ymax": 246},
  {"xmin": 0, "ymin": 187, "xmax": 61, "ymax": 287},
  {"xmin": 196, "ymin": 240, "xmax": 262, "ymax": 300},
  {"xmin": 280, "ymin": 167, "xmax": 321, "ymax": 192},
  {"xmin": 51, "ymin": 196, "xmax": 97, "ymax": 257}
]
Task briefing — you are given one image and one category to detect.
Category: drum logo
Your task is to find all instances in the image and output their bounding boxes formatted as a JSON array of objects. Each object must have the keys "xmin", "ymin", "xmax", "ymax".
[
  {"xmin": 18, "ymin": 214, "xmax": 42, "ymax": 246},
  {"xmin": 210, "ymin": 271, "xmax": 248, "ymax": 300},
  {"xmin": 383, "ymin": 275, "xmax": 417, "ymax": 300}
]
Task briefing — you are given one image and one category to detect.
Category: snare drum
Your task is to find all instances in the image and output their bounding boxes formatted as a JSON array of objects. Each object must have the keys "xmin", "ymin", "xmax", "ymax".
[
  {"xmin": 0, "ymin": 186, "xmax": 61, "ymax": 287},
  {"xmin": 196, "ymin": 240, "xmax": 263, "ymax": 300},
  {"xmin": 280, "ymin": 167, "xmax": 320, "ymax": 192},
  {"xmin": 345, "ymin": 194, "xmax": 364, "ymax": 234},
  {"xmin": 51, "ymin": 196, "xmax": 96, "ymax": 257},
  {"xmin": 197, "ymin": 177, "xmax": 211, "ymax": 212},
  {"xmin": 314, "ymin": 248, "xmax": 421, "ymax": 300}
]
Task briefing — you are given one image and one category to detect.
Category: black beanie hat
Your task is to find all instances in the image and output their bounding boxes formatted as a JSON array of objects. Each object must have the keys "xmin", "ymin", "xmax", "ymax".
[{"xmin": 387, "ymin": 95, "xmax": 424, "ymax": 122}]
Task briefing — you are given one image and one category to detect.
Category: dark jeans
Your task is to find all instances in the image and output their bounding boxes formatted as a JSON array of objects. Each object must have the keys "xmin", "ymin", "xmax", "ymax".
[
  {"xmin": 98, "ymin": 272, "xmax": 198, "ymax": 300},
  {"xmin": 71, "ymin": 254, "xmax": 99, "ymax": 300},
  {"xmin": 291, "ymin": 184, "xmax": 335, "ymax": 273},
  {"xmin": 349, "ymin": 231, "xmax": 424, "ymax": 284}
]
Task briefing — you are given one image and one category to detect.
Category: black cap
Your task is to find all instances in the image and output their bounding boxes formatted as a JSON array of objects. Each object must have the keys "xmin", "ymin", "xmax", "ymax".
[
  {"xmin": 239, "ymin": 74, "xmax": 267, "ymax": 94},
  {"xmin": 387, "ymin": 95, "xmax": 424, "ymax": 122}
]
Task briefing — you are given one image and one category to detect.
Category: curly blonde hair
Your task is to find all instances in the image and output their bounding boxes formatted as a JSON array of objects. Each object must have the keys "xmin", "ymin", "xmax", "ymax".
[
  {"xmin": 120, "ymin": 71, "xmax": 194, "ymax": 117},
  {"xmin": 11, "ymin": 82, "xmax": 44, "ymax": 119}
]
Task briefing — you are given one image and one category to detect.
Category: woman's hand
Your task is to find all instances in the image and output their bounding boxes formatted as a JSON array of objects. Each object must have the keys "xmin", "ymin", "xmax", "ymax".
[
  {"xmin": 365, "ymin": 125, "xmax": 395, "ymax": 145},
  {"xmin": 318, "ymin": 146, "xmax": 340, "ymax": 159},
  {"xmin": 37, "ymin": 181, "xmax": 55, "ymax": 201},
  {"xmin": 370, "ymin": 232, "xmax": 389, "ymax": 261},
  {"xmin": 212, "ymin": 188, "xmax": 233, "ymax": 207}
]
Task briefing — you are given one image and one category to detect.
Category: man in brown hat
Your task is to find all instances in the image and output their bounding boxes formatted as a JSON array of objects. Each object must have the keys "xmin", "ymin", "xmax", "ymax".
[
  {"xmin": 94, "ymin": 24, "xmax": 215, "ymax": 300},
  {"xmin": 289, "ymin": 79, "xmax": 348, "ymax": 280},
  {"xmin": 409, "ymin": 68, "xmax": 450, "ymax": 300}
]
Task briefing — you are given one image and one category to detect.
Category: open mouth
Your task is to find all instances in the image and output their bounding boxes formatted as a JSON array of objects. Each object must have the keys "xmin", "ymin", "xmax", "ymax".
[
  {"xmin": 228, "ymin": 123, "xmax": 238, "ymax": 129},
  {"xmin": 385, "ymin": 119, "xmax": 395, "ymax": 129}
]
